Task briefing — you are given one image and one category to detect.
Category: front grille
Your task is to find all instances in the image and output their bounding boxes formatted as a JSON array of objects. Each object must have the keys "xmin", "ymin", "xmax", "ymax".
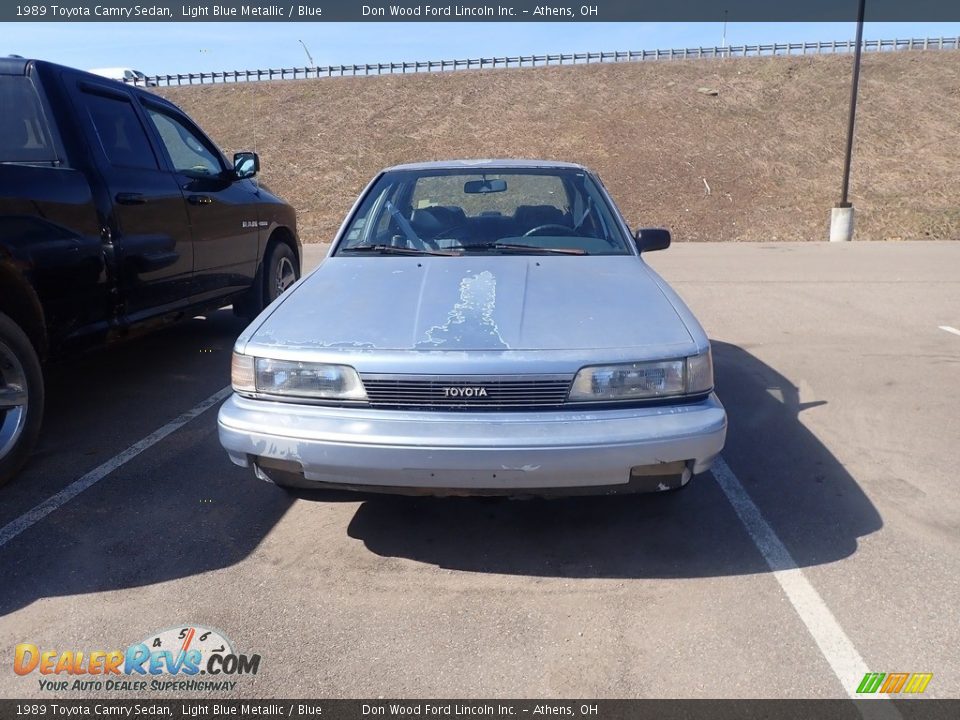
[{"xmin": 360, "ymin": 374, "xmax": 573, "ymax": 410}]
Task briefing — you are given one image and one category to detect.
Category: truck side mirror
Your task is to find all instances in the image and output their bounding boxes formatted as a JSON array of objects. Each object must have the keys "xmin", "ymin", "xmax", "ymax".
[{"xmin": 233, "ymin": 152, "xmax": 259, "ymax": 180}]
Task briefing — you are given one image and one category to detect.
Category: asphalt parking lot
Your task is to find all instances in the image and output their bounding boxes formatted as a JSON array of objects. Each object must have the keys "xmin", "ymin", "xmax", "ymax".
[{"xmin": 1, "ymin": 241, "xmax": 958, "ymax": 699}]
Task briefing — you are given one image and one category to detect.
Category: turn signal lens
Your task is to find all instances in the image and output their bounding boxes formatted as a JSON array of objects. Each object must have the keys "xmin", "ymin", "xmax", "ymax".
[
  {"xmin": 686, "ymin": 349, "xmax": 714, "ymax": 395},
  {"xmin": 231, "ymin": 353, "xmax": 256, "ymax": 393}
]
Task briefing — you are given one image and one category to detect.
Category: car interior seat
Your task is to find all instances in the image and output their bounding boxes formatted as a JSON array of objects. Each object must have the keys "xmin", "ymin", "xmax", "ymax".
[
  {"xmin": 513, "ymin": 205, "xmax": 570, "ymax": 234},
  {"xmin": 410, "ymin": 205, "xmax": 468, "ymax": 240}
]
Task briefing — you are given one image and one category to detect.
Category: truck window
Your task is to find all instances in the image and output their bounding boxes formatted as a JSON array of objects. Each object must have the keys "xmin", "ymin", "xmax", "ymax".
[
  {"xmin": 0, "ymin": 76, "xmax": 58, "ymax": 164},
  {"xmin": 82, "ymin": 90, "xmax": 159, "ymax": 170},
  {"xmin": 145, "ymin": 107, "xmax": 223, "ymax": 178}
]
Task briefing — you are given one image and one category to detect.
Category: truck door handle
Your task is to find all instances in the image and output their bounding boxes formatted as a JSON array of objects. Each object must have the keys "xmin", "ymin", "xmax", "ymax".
[
  {"xmin": 115, "ymin": 192, "xmax": 146, "ymax": 205},
  {"xmin": 188, "ymin": 194, "xmax": 213, "ymax": 205}
]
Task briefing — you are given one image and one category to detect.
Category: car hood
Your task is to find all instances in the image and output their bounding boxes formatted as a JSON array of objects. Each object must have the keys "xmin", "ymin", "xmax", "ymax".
[{"xmin": 246, "ymin": 256, "xmax": 696, "ymax": 357}]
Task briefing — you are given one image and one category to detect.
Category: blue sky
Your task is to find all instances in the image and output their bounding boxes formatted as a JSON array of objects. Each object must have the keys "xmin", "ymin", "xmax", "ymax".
[{"xmin": 5, "ymin": 22, "xmax": 960, "ymax": 75}]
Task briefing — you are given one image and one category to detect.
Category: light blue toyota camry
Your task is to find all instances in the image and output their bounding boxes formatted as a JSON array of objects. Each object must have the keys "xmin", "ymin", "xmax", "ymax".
[{"xmin": 219, "ymin": 159, "xmax": 726, "ymax": 496}]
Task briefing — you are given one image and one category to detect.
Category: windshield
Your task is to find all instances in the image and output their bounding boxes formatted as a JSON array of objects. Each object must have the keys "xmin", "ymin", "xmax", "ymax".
[{"xmin": 336, "ymin": 167, "xmax": 631, "ymax": 256}]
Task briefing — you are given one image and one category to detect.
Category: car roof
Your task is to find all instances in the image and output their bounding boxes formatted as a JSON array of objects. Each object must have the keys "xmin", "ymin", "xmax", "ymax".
[{"xmin": 383, "ymin": 159, "xmax": 589, "ymax": 172}]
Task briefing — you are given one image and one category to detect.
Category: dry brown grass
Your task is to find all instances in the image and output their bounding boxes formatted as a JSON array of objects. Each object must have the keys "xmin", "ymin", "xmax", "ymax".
[{"xmin": 160, "ymin": 51, "xmax": 960, "ymax": 242}]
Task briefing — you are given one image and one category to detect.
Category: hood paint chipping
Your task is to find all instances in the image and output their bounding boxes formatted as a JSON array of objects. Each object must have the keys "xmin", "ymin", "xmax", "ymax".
[{"xmin": 419, "ymin": 269, "xmax": 508, "ymax": 349}]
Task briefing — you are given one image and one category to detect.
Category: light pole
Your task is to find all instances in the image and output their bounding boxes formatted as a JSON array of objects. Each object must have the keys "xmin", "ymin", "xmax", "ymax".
[{"xmin": 830, "ymin": 0, "xmax": 866, "ymax": 242}]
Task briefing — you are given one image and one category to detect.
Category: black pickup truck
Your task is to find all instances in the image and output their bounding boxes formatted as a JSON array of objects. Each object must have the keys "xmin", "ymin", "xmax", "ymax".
[{"xmin": 0, "ymin": 58, "xmax": 301, "ymax": 484}]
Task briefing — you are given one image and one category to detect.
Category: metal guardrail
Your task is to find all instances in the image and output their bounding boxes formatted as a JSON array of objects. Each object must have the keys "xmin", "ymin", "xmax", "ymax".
[{"xmin": 140, "ymin": 37, "xmax": 960, "ymax": 87}]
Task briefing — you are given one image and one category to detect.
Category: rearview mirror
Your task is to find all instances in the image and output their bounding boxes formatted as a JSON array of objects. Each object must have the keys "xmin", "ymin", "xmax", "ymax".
[
  {"xmin": 233, "ymin": 151, "xmax": 260, "ymax": 180},
  {"xmin": 464, "ymin": 178, "xmax": 507, "ymax": 194},
  {"xmin": 634, "ymin": 228, "xmax": 671, "ymax": 253}
]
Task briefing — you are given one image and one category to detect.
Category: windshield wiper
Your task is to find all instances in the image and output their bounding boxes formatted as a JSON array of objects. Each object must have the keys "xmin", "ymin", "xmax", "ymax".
[
  {"xmin": 340, "ymin": 244, "xmax": 458, "ymax": 256},
  {"xmin": 467, "ymin": 242, "xmax": 587, "ymax": 255}
]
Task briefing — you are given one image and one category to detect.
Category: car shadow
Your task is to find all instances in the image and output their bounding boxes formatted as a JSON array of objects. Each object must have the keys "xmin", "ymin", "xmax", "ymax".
[
  {"xmin": 0, "ymin": 309, "xmax": 297, "ymax": 617},
  {"xmin": 342, "ymin": 340, "xmax": 883, "ymax": 578}
]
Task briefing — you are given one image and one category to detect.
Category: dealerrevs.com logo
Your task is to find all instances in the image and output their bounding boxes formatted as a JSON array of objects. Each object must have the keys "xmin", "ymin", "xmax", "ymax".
[{"xmin": 14, "ymin": 625, "xmax": 261, "ymax": 693}]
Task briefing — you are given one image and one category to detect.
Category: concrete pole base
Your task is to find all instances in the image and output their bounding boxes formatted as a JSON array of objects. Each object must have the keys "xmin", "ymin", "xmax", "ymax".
[{"xmin": 830, "ymin": 206, "xmax": 855, "ymax": 242}]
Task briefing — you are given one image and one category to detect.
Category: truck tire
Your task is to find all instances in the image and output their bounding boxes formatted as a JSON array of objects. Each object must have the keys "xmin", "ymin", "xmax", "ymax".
[
  {"xmin": 233, "ymin": 241, "xmax": 299, "ymax": 320},
  {"xmin": 264, "ymin": 241, "xmax": 299, "ymax": 307},
  {"xmin": 0, "ymin": 312, "xmax": 44, "ymax": 486}
]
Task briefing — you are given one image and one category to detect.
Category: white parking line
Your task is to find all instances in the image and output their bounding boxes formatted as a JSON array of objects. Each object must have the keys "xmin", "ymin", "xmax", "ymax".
[
  {"xmin": 0, "ymin": 386, "xmax": 232, "ymax": 550},
  {"xmin": 712, "ymin": 457, "xmax": 871, "ymax": 698},
  {"xmin": 938, "ymin": 325, "xmax": 960, "ymax": 337}
]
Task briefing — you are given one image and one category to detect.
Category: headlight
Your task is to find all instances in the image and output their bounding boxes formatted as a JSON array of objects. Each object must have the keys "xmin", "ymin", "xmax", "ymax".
[
  {"xmin": 568, "ymin": 350, "xmax": 713, "ymax": 402},
  {"xmin": 231, "ymin": 353, "xmax": 367, "ymax": 401}
]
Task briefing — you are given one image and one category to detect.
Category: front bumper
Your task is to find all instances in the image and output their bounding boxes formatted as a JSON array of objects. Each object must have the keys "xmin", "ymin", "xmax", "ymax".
[{"xmin": 217, "ymin": 393, "xmax": 726, "ymax": 496}]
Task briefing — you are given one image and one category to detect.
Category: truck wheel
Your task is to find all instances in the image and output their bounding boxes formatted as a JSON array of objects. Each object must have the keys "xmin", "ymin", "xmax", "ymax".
[
  {"xmin": 264, "ymin": 242, "xmax": 299, "ymax": 306},
  {"xmin": 0, "ymin": 312, "xmax": 44, "ymax": 487},
  {"xmin": 233, "ymin": 241, "xmax": 299, "ymax": 320}
]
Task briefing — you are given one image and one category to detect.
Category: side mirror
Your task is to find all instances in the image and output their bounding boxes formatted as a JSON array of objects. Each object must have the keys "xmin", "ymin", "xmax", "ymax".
[
  {"xmin": 233, "ymin": 151, "xmax": 259, "ymax": 180},
  {"xmin": 634, "ymin": 228, "xmax": 671, "ymax": 253}
]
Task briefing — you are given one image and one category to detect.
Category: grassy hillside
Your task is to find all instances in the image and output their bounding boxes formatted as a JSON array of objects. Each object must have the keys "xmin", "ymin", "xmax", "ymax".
[{"xmin": 160, "ymin": 51, "xmax": 960, "ymax": 243}]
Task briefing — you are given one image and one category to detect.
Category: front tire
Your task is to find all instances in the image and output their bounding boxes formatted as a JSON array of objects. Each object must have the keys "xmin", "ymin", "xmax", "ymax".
[
  {"xmin": 264, "ymin": 242, "xmax": 299, "ymax": 306},
  {"xmin": 234, "ymin": 241, "xmax": 299, "ymax": 320},
  {"xmin": 0, "ymin": 312, "xmax": 44, "ymax": 487}
]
